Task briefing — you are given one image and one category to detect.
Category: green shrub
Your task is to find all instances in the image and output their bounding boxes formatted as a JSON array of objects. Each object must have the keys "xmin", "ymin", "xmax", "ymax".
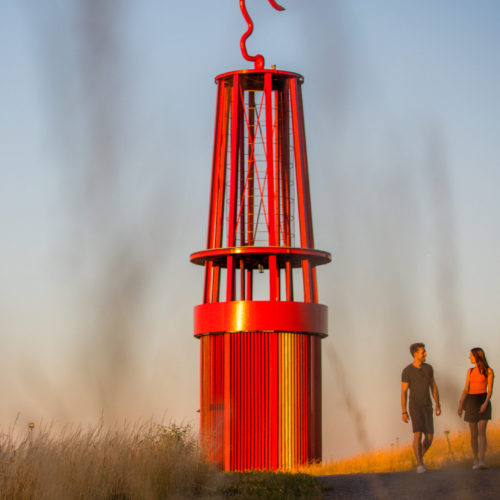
[{"xmin": 218, "ymin": 471, "xmax": 322, "ymax": 500}]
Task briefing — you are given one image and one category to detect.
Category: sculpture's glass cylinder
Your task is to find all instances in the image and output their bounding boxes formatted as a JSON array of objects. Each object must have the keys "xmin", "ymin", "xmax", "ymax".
[{"xmin": 191, "ymin": 69, "xmax": 330, "ymax": 470}]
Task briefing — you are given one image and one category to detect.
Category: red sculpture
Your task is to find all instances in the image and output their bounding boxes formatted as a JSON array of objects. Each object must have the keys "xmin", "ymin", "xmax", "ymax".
[{"xmin": 191, "ymin": 1, "xmax": 331, "ymax": 470}]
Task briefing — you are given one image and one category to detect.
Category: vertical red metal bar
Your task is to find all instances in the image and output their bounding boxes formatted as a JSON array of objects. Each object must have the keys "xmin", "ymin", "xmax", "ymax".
[
  {"xmin": 291, "ymin": 334, "xmax": 295, "ymax": 468},
  {"xmin": 231, "ymin": 334, "xmax": 235, "ymax": 470},
  {"xmin": 273, "ymin": 86, "xmax": 281, "ymax": 300},
  {"xmin": 223, "ymin": 333, "xmax": 231, "ymax": 470},
  {"xmin": 252, "ymin": 332, "xmax": 256, "ymax": 469},
  {"xmin": 269, "ymin": 332, "xmax": 278, "ymax": 469},
  {"xmin": 290, "ymin": 77, "xmax": 315, "ymax": 302},
  {"xmin": 265, "ymin": 73, "xmax": 276, "ymax": 246},
  {"xmin": 211, "ymin": 266, "xmax": 220, "ymax": 303},
  {"xmin": 214, "ymin": 337, "xmax": 218, "ymax": 463},
  {"xmin": 285, "ymin": 262, "xmax": 293, "ymax": 301},
  {"xmin": 299, "ymin": 338, "xmax": 305, "ymax": 462},
  {"xmin": 259, "ymin": 333, "xmax": 264, "ymax": 469},
  {"xmin": 240, "ymin": 334, "xmax": 243, "ymax": 470},
  {"xmin": 226, "ymin": 257, "xmax": 235, "ymax": 301},
  {"xmin": 303, "ymin": 339, "xmax": 308, "ymax": 462},
  {"xmin": 238, "ymin": 90, "xmax": 246, "ymax": 300},
  {"xmin": 314, "ymin": 336, "xmax": 322, "ymax": 460},
  {"xmin": 302, "ymin": 259, "xmax": 313, "ymax": 303},
  {"xmin": 228, "ymin": 75, "xmax": 240, "ymax": 248},
  {"xmin": 297, "ymin": 334, "xmax": 300, "ymax": 467},
  {"xmin": 275, "ymin": 266, "xmax": 281, "ymax": 302},
  {"xmin": 246, "ymin": 90, "xmax": 255, "ymax": 301},
  {"xmin": 280, "ymin": 80, "xmax": 293, "ymax": 301},
  {"xmin": 289, "ymin": 78, "xmax": 314, "ymax": 248},
  {"xmin": 247, "ymin": 91, "xmax": 255, "ymax": 246},
  {"xmin": 274, "ymin": 88, "xmax": 281, "ymax": 247},
  {"xmin": 205, "ymin": 337, "xmax": 209, "ymax": 460},
  {"xmin": 205, "ymin": 338, "xmax": 210, "ymax": 461},
  {"xmin": 280, "ymin": 79, "xmax": 293, "ymax": 301},
  {"xmin": 210, "ymin": 337, "xmax": 214, "ymax": 463},
  {"xmin": 263, "ymin": 333, "xmax": 267, "ymax": 469},
  {"xmin": 233, "ymin": 334, "xmax": 237, "ymax": 470},
  {"xmin": 244, "ymin": 333, "xmax": 248, "ymax": 470},
  {"xmin": 312, "ymin": 267, "xmax": 319, "ymax": 303},
  {"xmin": 304, "ymin": 335, "xmax": 309, "ymax": 463},
  {"xmin": 206, "ymin": 80, "xmax": 223, "ymax": 250},
  {"xmin": 244, "ymin": 335, "xmax": 248, "ymax": 469},
  {"xmin": 254, "ymin": 332, "xmax": 259, "ymax": 468},
  {"xmin": 227, "ymin": 75, "xmax": 241, "ymax": 301},
  {"xmin": 246, "ymin": 269, "xmax": 253, "ymax": 300},
  {"xmin": 239, "ymin": 91, "xmax": 246, "ymax": 249},
  {"xmin": 281, "ymin": 81, "xmax": 290, "ymax": 239},
  {"xmin": 265, "ymin": 74, "xmax": 279, "ymax": 302},
  {"xmin": 213, "ymin": 83, "xmax": 230, "ymax": 250},
  {"xmin": 239, "ymin": 259, "xmax": 245, "ymax": 300},
  {"xmin": 200, "ymin": 340, "xmax": 204, "ymax": 456},
  {"xmin": 203, "ymin": 262, "xmax": 212, "ymax": 304},
  {"xmin": 295, "ymin": 334, "xmax": 300, "ymax": 466},
  {"xmin": 269, "ymin": 255, "xmax": 278, "ymax": 301},
  {"xmin": 235, "ymin": 334, "xmax": 239, "ymax": 470},
  {"xmin": 209, "ymin": 82, "xmax": 231, "ymax": 305}
]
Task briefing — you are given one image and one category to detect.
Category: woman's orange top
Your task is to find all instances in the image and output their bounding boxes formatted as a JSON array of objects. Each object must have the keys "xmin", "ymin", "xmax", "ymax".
[{"xmin": 469, "ymin": 367, "xmax": 488, "ymax": 394}]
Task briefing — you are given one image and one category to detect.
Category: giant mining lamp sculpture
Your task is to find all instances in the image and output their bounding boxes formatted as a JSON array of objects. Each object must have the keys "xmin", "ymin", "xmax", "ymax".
[{"xmin": 191, "ymin": 0, "xmax": 331, "ymax": 470}]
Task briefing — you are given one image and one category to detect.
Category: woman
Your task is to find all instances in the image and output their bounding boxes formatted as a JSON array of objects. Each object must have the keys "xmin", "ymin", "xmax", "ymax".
[{"xmin": 457, "ymin": 347, "xmax": 494, "ymax": 469}]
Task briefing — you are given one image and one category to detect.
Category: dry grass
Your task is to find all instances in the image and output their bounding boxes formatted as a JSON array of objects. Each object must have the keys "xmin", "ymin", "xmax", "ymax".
[
  {"xmin": 0, "ymin": 422, "xmax": 319, "ymax": 499},
  {"xmin": 303, "ymin": 419, "xmax": 500, "ymax": 475},
  {"xmin": 3, "ymin": 420, "xmax": 498, "ymax": 498},
  {"xmin": 0, "ymin": 421, "xmax": 220, "ymax": 499}
]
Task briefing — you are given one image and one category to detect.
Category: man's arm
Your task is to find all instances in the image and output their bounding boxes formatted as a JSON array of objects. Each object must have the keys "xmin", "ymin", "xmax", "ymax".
[
  {"xmin": 458, "ymin": 369, "xmax": 471, "ymax": 416},
  {"xmin": 432, "ymin": 379, "xmax": 441, "ymax": 416},
  {"xmin": 401, "ymin": 382, "xmax": 409, "ymax": 423}
]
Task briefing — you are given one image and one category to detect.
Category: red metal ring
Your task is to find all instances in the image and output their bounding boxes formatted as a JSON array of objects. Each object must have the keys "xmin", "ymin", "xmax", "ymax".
[{"xmin": 194, "ymin": 300, "xmax": 328, "ymax": 337}]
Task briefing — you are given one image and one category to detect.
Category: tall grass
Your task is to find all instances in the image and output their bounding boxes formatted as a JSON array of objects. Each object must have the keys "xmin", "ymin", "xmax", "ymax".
[
  {"xmin": 303, "ymin": 419, "xmax": 500, "ymax": 475},
  {"xmin": 0, "ymin": 422, "xmax": 320, "ymax": 499},
  {"xmin": 3, "ymin": 420, "xmax": 498, "ymax": 498},
  {"xmin": 0, "ymin": 421, "xmax": 219, "ymax": 499}
]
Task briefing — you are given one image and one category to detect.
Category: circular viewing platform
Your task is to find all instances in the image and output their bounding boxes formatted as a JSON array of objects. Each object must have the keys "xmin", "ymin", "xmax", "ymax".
[{"xmin": 190, "ymin": 246, "xmax": 331, "ymax": 270}]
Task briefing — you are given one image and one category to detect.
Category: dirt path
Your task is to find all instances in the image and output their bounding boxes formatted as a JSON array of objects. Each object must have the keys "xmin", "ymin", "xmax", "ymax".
[{"xmin": 317, "ymin": 467, "xmax": 500, "ymax": 499}]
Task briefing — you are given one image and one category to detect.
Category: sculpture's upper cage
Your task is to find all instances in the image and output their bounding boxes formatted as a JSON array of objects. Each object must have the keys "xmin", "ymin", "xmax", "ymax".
[{"xmin": 191, "ymin": 69, "xmax": 330, "ymax": 306}]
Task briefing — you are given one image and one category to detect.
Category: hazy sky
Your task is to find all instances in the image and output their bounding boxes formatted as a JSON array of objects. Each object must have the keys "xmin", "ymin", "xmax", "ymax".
[{"xmin": 1, "ymin": 0, "xmax": 499, "ymax": 459}]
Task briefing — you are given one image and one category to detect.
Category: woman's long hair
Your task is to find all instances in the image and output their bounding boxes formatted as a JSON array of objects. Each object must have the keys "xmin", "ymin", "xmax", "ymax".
[{"xmin": 471, "ymin": 347, "xmax": 490, "ymax": 377}]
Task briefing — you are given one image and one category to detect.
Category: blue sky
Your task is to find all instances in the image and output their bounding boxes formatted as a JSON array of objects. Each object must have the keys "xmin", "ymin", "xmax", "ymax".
[{"xmin": 1, "ymin": 0, "xmax": 500, "ymax": 459}]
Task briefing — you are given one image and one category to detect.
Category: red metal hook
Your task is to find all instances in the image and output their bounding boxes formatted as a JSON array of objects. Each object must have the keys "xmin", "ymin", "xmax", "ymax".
[{"xmin": 240, "ymin": 0, "xmax": 285, "ymax": 70}]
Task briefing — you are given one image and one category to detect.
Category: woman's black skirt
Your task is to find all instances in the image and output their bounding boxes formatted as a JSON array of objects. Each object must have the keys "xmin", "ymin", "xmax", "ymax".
[{"xmin": 464, "ymin": 393, "xmax": 492, "ymax": 423}]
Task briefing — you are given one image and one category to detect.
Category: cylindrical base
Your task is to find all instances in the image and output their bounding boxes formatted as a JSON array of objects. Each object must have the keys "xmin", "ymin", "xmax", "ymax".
[{"xmin": 200, "ymin": 330, "xmax": 322, "ymax": 470}]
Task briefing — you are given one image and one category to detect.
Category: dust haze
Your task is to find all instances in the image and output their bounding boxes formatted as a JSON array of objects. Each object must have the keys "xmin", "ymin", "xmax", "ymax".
[
  {"xmin": 291, "ymin": 0, "xmax": 474, "ymax": 458},
  {"xmin": 1, "ymin": 0, "xmax": 497, "ymax": 461}
]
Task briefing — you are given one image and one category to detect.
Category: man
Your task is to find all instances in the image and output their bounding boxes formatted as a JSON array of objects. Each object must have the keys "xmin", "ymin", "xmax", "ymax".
[{"xmin": 401, "ymin": 342, "xmax": 441, "ymax": 473}]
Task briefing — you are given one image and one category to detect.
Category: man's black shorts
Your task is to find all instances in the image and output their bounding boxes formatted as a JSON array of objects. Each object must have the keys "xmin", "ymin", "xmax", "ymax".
[{"xmin": 409, "ymin": 405, "xmax": 434, "ymax": 433}]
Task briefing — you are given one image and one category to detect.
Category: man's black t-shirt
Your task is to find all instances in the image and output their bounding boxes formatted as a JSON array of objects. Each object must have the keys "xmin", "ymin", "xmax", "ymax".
[{"xmin": 401, "ymin": 363, "xmax": 434, "ymax": 408}]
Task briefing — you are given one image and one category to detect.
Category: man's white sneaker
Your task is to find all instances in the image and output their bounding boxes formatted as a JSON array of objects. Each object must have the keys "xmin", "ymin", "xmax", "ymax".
[
  {"xmin": 472, "ymin": 460, "xmax": 481, "ymax": 470},
  {"xmin": 478, "ymin": 461, "xmax": 487, "ymax": 470},
  {"xmin": 416, "ymin": 465, "xmax": 426, "ymax": 474}
]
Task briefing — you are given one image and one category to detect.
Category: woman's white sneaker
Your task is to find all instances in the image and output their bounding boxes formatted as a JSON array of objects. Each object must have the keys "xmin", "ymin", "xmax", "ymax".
[{"xmin": 416, "ymin": 465, "xmax": 426, "ymax": 474}]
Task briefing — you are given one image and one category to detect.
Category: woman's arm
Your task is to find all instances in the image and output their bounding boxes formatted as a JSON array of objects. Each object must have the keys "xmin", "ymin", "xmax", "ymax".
[{"xmin": 480, "ymin": 368, "xmax": 494, "ymax": 413}]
